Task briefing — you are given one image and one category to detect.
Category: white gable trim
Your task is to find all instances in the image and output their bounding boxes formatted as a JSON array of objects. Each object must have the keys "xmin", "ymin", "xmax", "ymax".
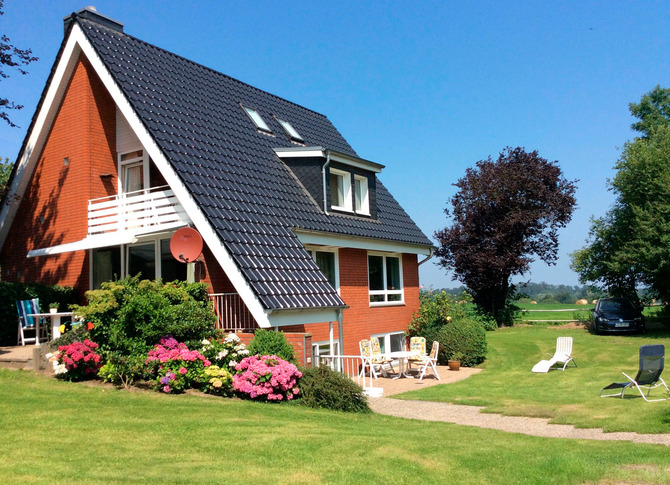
[{"xmin": 294, "ymin": 229, "xmax": 433, "ymax": 256}]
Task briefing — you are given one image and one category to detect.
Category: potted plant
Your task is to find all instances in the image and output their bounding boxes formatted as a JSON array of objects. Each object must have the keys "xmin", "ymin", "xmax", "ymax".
[
  {"xmin": 448, "ymin": 352, "xmax": 464, "ymax": 371},
  {"xmin": 49, "ymin": 303, "xmax": 59, "ymax": 314}
]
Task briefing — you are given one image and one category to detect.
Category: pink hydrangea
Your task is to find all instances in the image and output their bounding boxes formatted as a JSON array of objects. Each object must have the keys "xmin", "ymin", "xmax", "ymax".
[{"xmin": 233, "ymin": 355, "xmax": 302, "ymax": 401}]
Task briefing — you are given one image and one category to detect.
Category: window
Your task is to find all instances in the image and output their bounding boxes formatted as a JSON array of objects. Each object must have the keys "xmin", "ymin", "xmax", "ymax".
[
  {"xmin": 127, "ymin": 243, "xmax": 156, "ymax": 280},
  {"xmin": 354, "ymin": 175, "xmax": 369, "ymax": 215},
  {"xmin": 92, "ymin": 247, "xmax": 121, "ymax": 289},
  {"xmin": 371, "ymin": 332, "xmax": 405, "ymax": 353},
  {"xmin": 307, "ymin": 247, "xmax": 339, "ymax": 291},
  {"xmin": 368, "ymin": 253, "xmax": 403, "ymax": 304},
  {"xmin": 242, "ymin": 106, "xmax": 272, "ymax": 133},
  {"xmin": 276, "ymin": 118, "xmax": 303, "ymax": 142},
  {"xmin": 120, "ymin": 150, "xmax": 147, "ymax": 194},
  {"xmin": 329, "ymin": 168, "xmax": 351, "ymax": 211}
]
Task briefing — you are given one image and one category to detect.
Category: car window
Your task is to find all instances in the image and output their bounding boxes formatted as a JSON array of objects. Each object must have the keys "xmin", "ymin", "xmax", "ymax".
[{"xmin": 600, "ymin": 299, "xmax": 635, "ymax": 312}]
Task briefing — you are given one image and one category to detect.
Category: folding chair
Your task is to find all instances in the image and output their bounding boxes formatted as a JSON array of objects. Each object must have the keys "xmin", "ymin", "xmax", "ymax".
[
  {"xmin": 417, "ymin": 341, "xmax": 441, "ymax": 381},
  {"xmin": 600, "ymin": 344, "xmax": 670, "ymax": 402},
  {"xmin": 532, "ymin": 336, "xmax": 577, "ymax": 373},
  {"xmin": 407, "ymin": 336, "xmax": 427, "ymax": 371},
  {"xmin": 359, "ymin": 338, "xmax": 395, "ymax": 379},
  {"xmin": 16, "ymin": 298, "xmax": 47, "ymax": 346}
]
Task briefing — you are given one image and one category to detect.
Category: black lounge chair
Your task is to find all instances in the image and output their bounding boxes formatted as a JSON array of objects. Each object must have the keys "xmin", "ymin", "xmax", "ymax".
[{"xmin": 600, "ymin": 344, "xmax": 670, "ymax": 402}]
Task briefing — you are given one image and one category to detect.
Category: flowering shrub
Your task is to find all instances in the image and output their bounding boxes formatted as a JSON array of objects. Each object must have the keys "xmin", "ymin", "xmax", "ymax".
[
  {"xmin": 47, "ymin": 339, "xmax": 103, "ymax": 381},
  {"xmin": 200, "ymin": 334, "xmax": 249, "ymax": 371},
  {"xmin": 202, "ymin": 365, "xmax": 233, "ymax": 396},
  {"xmin": 145, "ymin": 336, "xmax": 211, "ymax": 393},
  {"xmin": 233, "ymin": 355, "xmax": 302, "ymax": 401}
]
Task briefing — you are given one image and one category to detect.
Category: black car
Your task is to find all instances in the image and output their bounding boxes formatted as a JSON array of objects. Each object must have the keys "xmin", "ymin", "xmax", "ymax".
[{"xmin": 592, "ymin": 298, "xmax": 645, "ymax": 334}]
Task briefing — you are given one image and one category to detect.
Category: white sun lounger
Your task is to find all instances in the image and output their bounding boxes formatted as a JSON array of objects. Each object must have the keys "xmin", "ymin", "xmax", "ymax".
[{"xmin": 532, "ymin": 337, "xmax": 577, "ymax": 373}]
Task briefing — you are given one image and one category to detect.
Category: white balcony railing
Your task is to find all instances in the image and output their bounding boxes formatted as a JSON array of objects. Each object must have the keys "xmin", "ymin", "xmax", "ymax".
[
  {"xmin": 317, "ymin": 354, "xmax": 382, "ymax": 397},
  {"xmin": 209, "ymin": 293, "xmax": 258, "ymax": 332},
  {"xmin": 88, "ymin": 185, "xmax": 190, "ymax": 236}
]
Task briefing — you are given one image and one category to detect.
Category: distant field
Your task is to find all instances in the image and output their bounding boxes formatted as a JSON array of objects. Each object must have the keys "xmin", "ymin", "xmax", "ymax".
[
  {"xmin": 516, "ymin": 302, "xmax": 666, "ymax": 324},
  {"xmin": 516, "ymin": 302, "xmax": 590, "ymax": 323}
]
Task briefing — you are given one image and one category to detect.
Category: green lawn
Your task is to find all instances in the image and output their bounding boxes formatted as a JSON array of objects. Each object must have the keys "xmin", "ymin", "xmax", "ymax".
[
  {"xmin": 517, "ymin": 302, "xmax": 591, "ymax": 323},
  {"xmin": 397, "ymin": 323, "xmax": 670, "ymax": 434},
  {"xmin": 1, "ymin": 368, "xmax": 669, "ymax": 484}
]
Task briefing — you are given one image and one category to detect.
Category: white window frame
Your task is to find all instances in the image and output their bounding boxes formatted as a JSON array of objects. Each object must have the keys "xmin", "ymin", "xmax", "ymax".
[
  {"xmin": 118, "ymin": 149, "xmax": 149, "ymax": 195},
  {"xmin": 354, "ymin": 175, "xmax": 370, "ymax": 215},
  {"xmin": 370, "ymin": 331, "xmax": 406, "ymax": 354},
  {"xmin": 329, "ymin": 168, "xmax": 352, "ymax": 212},
  {"xmin": 276, "ymin": 117, "xmax": 303, "ymax": 142},
  {"xmin": 306, "ymin": 246, "xmax": 340, "ymax": 293},
  {"xmin": 242, "ymin": 105, "xmax": 272, "ymax": 133},
  {"xmin": 368, "ymin": 252, "xmax": 404, "ymax": 306}
]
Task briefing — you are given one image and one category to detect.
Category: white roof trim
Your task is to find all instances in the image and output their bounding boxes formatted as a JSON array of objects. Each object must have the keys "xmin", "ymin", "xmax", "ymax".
[
  {"xmin": 28, "ymin": 232, "xmax": 138, "ymax": 257},
  {"xmin": 273, "ymin": 147, "xmax": 384, "ymax": 173},
  {"xmin": 267, "ymin": 307, "xmax": 340, "ymax": 327},
  {"xmin": 294, "ymin": 229, "xmax": 433, "ymax": 256}
]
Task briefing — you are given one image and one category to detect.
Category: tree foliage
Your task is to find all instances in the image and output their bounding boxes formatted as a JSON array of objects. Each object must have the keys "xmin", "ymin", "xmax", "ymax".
[
  {"xmin": 571, "ymin": 86, "xmax": 670, "ymax": 303},
  {"xmin": 435, "ymin": 147, "xmax": 577, "ymax": 325},
  {"xmin": 0, "ymin": 0, "xmax": 38, "ymax": 128}
]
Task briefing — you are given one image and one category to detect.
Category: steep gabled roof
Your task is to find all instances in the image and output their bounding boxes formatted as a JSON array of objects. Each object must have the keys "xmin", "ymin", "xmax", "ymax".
[{"xmin": 9, "ymin": 12, "xmax": 432, "ymax": 315}]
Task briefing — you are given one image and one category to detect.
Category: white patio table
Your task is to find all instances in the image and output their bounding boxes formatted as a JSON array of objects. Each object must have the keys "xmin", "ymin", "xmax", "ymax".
[
  {"xmin": 27, "ymin": 312, "xmax": 74, "ymax": 345},
  {"xmin": 388, "ymin": 350, "xmax": 417, "ymax": 380}
]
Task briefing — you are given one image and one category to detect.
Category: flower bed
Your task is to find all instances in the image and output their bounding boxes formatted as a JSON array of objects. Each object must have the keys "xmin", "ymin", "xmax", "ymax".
[
  {"xmin": 233, "ymin": 355, "xmax": 301, "ymax": 401},
  {"xmin": 47, "ymin": 339, "xmax": 103, "ymax": 381}
]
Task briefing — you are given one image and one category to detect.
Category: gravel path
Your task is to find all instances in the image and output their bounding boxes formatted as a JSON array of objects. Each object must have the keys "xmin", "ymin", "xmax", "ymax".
[{"xmin": 368, "ymin": 366, "xmax": 669, "ymax": 446}]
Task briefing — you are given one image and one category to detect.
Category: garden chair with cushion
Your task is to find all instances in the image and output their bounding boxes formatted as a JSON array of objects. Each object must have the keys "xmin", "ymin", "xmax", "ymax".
[
  {"xmin": 407, "ymin": 336, "xmax": 427, "ymax": 371},
  {"xmin": 359, "ymin": 338, "xmax": 395, "ymax": 379},
  {"xmin": 416, "ymin": 341, "xmax": 441, "ymax": 381},
  {"xmin": 531, "ymin": 336, "xmax": 577, "ymax": 373},
  {"xmin": 16, "ymin": 298, "xmax": 48, "ymax": 346},
  {"xmin": 600, "ymin": 344, "xmax": 670, "ymax": 402}
]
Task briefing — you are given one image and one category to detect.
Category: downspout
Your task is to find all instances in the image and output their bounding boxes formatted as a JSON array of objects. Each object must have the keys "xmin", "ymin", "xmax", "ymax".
[
  {"xmin": 337, "ymin": 308, "xmax": 344, "ymax": 357},
  {"xmin": 322, "ymin": 150, "xmax": 331, "ymax": 215},
  {"xmin": 418, "ymin": 248, "xmax": 434, "ymax": 266}
]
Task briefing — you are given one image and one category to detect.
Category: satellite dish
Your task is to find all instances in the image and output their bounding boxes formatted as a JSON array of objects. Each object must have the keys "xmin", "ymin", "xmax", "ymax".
[{"xmin": 170, "ymin": 227, "xmax": 203, "ymax": 263}]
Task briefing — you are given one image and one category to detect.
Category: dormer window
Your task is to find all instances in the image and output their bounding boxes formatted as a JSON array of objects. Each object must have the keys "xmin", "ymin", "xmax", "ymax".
[
  {"xmin": 276, "ymin": 118, "xmax": 303, "ymax": 142},
  {"xmin": 329, "ymin": 168, "xmax": 352, "ymax": 212},
  {"xmin": 354, "ymin": 175, "xmax": 369, "ymax": 215},
  {"xmin": 242, "ymin": 106, "xmax": 272, "ymax": 133}
]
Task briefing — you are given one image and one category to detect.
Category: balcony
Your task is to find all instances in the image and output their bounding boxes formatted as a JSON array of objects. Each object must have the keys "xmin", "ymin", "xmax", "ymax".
[
  {"xmin": 209, "ymin": 293, "xmax": 258, "ymax": 332},
  {"xmin": 88, "ymin": 185, "xmax": 190, "ymax": 237}
]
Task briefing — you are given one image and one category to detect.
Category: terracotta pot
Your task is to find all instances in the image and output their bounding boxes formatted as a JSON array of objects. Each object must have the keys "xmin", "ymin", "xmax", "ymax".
[{"xmin": 448, "ymin": 360, "xmax": 460, "ymax": 371}]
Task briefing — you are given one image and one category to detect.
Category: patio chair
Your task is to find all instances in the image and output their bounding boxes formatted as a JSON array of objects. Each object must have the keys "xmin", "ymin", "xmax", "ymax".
[
  {"xmin": 16, "ymin": 298, "xmax": 47, "ymax": 346},
  {"xmin": 600, "ymin": 344, "xmax": 670, "ymax": 402},
  {"xmin": 417, "ymin": 341, "xmax": 441, "ymax": 381},
  {"xmin": 407, "ymin": 336, "xmax": 427, "ymax": 371},
  {"xmin": 359, "ymin": 338, "xmax": 395, "ymax": 379},
  {"xmin": 531, "ymin": 336, "xmax": 577, "ymax": 373}
]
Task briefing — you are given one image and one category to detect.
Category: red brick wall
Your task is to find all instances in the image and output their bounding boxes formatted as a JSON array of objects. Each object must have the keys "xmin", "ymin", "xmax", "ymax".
[
  {"xmin": 0, "ymin": 54, "xmax": 117, "ymax": 298},
  {"xmin": 282, "ymin": 250, "xmax": 421, "ymax": 355}
]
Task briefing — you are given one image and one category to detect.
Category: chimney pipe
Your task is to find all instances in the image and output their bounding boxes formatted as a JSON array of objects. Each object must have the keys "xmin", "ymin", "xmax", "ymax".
[{"xmin": 63, "ymin": 6, "xmax": 124, "ymax": 36}]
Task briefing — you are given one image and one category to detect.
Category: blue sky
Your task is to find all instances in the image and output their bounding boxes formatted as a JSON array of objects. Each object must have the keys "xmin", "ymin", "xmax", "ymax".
[{"xmin": 2, "ymin": 1, "xmax": 669, "ymax": 290}]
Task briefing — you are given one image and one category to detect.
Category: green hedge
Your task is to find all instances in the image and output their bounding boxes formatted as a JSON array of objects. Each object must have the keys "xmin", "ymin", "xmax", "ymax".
[
  {"xmin": 72, "ymin": 276, "xmax": 217, "ymax": 355},
  {"xmin": 247, "ymin": 329, "xmax": 296, "ymax": 363},
  {"xmin": 298, "ymin": 365, "xmax": 370, "ymax": 413},
  {"xmin": 0, "ymin": 281, "xmax": 78, "ymax": 346},
  {"xmin": 434, "ymin": 317, "xmax": 488, "ymax": 367}
]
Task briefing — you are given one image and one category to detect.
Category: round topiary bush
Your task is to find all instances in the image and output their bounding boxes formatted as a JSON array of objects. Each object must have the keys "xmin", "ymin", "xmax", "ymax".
[
  {"xmin": 247, "ymin": 329, "xmax": 296, "ymax": 363},
  {"xmin": 435, "ymin": 317, "xmax": 487, "ymax": 367},
  {"xmin": 298, "ymin": 365, "xmax": 370, "ymax": 413}
]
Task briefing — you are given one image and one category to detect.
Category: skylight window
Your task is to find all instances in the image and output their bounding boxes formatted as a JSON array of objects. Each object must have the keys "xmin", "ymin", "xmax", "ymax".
[
  {"xmin": 276, "ymin": 118, "xmax": 303, "ymax": 142},
  {"xmin": 242, "ymin": 106, "xmax": 272, "ymax": 133}
]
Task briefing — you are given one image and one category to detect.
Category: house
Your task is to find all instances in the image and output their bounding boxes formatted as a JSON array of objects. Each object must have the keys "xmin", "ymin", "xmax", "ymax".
[{"xmin": 0, "ymin": 7, "xmax": 433, "ymax": 359}]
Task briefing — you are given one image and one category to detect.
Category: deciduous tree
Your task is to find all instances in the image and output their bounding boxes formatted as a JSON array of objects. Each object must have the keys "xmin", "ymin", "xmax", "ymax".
[
  {"xmin": 571, "ymin": 86, "xmax": 670, "ymax": 303},
  {"xmin": 435, "ymin": 147, "xmax": 577, "ymax": 325}
]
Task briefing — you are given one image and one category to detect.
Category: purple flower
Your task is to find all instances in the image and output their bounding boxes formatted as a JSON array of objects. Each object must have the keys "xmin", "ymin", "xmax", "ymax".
[{"xmin": 160, "ymin": 376, "xmax": 170, "ymax": 385}]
